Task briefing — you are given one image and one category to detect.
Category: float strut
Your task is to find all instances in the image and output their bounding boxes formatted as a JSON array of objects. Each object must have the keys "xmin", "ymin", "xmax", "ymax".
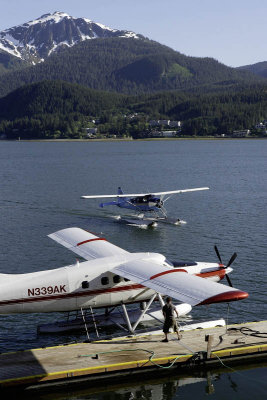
[
  {"xmin": 121, "ymin": 303, "xmax": 134, "ymax": 333},
  {"xmin": 132, "ymin": 293, "xmax": 157, "ymax": 332},
  {"xmin": 157, "ymin": 293, "xmax": 165, "ymax": 308}
]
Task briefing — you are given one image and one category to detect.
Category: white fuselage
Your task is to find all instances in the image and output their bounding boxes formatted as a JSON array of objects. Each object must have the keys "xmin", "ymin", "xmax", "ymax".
[{"xmin": 0, "ymin": 255, "xmax": 230, "ymax": 314}]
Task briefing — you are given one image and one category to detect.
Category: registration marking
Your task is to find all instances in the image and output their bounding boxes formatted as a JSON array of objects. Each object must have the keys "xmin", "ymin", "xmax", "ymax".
[{"xmin": 28, "ymin": 285, "xmax": 67, "ymax": 296}]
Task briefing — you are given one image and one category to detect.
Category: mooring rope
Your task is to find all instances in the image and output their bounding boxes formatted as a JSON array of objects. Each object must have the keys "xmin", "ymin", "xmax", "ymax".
[{"xmin": 78, "ymin": 347, "xmax": 185, "ymax": 369}]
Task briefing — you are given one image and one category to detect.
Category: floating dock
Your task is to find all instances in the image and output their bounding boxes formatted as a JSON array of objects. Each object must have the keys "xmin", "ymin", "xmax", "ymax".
[{"xmin": 0, "ymin": 320, "xmax": 266, "ymax": 391}]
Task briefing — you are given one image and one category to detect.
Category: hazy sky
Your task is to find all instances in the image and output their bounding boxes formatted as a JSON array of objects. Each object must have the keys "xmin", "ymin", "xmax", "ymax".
[{"xmin": 0, "ymin": 0, "xmax": 265, "ymax": 67}]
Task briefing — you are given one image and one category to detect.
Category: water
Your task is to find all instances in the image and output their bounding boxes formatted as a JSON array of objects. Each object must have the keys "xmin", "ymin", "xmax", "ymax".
[{"xmin": 0, "ymin": 139, "xmax": 266, "ymax": 398}]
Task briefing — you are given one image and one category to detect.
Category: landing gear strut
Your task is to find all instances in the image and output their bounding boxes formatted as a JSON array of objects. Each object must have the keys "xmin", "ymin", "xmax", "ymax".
[{"xmin": 120, "ymin": 293, "xmax": 164, "ymax": 334}]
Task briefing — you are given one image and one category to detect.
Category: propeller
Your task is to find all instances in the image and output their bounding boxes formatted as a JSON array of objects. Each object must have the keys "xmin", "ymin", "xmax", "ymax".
[
  {"xmin": 214, "ymin": 245, "xmax": 222, "ymax": 264},
  {"xmin": 227, "ymin": 252, "xmax": 237, "ymax": 268},
  {"xmin": 214, "ymin": 246, "xmax": 237, "ymax": 287}
]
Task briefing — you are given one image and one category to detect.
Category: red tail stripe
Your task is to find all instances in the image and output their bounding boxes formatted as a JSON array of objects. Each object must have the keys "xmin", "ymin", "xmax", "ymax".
[
  {"xmin": 150, "ymin": 269, "xmax": 188, "ymax": 280},
  {"xmin": 77, "ymin": 238, "xmax": 106, "ymax": 246}
]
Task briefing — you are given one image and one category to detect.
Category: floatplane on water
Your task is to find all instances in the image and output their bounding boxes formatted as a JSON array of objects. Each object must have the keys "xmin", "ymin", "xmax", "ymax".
[
  {"xmin": 81, "ymin": 187, "xmax": 209, "ymax": 227},
  {"xmin": 0, "ymin": 227, "xmax": 248, "ymax": 337}
]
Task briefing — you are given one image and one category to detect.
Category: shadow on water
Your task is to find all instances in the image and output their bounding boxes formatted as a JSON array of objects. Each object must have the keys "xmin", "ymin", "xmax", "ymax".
[{"xmin": 9, "ymin": 361, "xmax": 267, "ymax": 400}]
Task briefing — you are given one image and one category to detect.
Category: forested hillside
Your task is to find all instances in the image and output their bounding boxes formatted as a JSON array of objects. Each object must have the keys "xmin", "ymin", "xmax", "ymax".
[
  {"xmin": 238, "ymin": 62, "xmax": 267, "ymax": 79},
  {"xmin": 0, "ymin": 81, "xmax": 266, "ymax": 139},
  {"xmin": 0, "ymin": 51, "xmax": 29, "ymax": 75},
  {"xmin": 0, "ymin": 38, "xmax": 262, "ymax": 98}
]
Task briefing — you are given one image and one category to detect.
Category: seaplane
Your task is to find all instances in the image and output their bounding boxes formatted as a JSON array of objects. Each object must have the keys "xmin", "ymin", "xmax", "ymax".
[
  {"xmin": 0, "ymin": 227, "xmax": 248, "ymax": 337},
  {"xmin": 81, "ymin": 187, "xmax": 210, "ymax": 227}
]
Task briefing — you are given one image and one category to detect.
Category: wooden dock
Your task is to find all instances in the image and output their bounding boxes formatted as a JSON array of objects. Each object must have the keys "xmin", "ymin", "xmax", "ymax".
[{"xmin": 0, "ymin": 320, "xmax": 266, "ymax": 391}]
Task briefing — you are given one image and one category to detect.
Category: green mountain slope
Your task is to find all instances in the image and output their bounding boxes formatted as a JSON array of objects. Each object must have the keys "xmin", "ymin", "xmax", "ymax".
[
  {"xmin": 0, "ymin": 80, "xmax": 123, "ymax": 119},
  {"xmin": 0, "ymin": 80, "xmax": 266, "ymax": 139},
  {"xmin": 0, "ymin": 38, "xmax": 262, "ymax": 97},
  {"xmin": 238, "ymin": 61, "xmax": 267, "ymax": 79},
  {"xmin": 0, "ymin": 51, "xmax": 29, "ymax": 75}
]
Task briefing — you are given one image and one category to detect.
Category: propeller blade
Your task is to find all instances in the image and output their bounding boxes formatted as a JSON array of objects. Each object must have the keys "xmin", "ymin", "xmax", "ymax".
[
  {"xmin": 214, "ymin": 245, "xmax": 222, "ymax": 264},
  {"xmin": 225, "ymin": 273, "xmax": 233, "ymax": 287},
  {"xmin": 227, "ymin": 252, "xmax": 237, "ymax": 268}
]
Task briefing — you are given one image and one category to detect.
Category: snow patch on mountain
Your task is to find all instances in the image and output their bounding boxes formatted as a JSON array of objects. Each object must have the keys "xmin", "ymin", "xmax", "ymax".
[{"xmin": 0, "ymin": 11, "xmax": 142, "ymax": 63}]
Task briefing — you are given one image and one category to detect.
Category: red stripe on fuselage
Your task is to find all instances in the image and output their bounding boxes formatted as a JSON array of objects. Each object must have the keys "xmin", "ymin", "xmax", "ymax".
[
  {"xmin": 0, "ymin": 269, "xmax": 228, "ymax": 308},
  {"xmin": 196, "ymin": 269, "xmax": 226, "ymax": 280},
  {"xmin": 150, "ymin": 268, "xmax": 226, "ymax": 281},
  {"xmin": 77, "ymin": 238, "xmax": 106, "ymax": 246},
  {"xmin": 0, "ymin": 283, "xmax": 144, "ymax": 307}
]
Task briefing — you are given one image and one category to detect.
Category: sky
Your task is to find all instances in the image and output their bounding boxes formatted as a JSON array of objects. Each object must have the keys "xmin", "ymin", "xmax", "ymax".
[{"xmin": 0, "ymin": 0, "xmax": 265, "ymax": 67}]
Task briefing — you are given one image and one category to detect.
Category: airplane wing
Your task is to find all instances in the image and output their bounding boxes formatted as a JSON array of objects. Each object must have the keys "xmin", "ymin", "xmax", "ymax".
[
  {"xmin": 81, "ymin": 187, "xmax": 209, "ymax": 199},
  {"xmin": 113, "ymin": 259, "xmax": 248, "ymax": 306},
  {"xmin": 48, "ymin": 228, "xmax": 128, "ymax": 261},
  {"xmin": 151, "ymin": 187, "xmax": 209, "ymax": 196}
]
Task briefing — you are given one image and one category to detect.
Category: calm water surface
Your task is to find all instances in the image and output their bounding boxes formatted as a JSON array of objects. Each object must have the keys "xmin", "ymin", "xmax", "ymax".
[{"xmin": 0, "ymin": 139, "xmax": 266, "ymax": 399}]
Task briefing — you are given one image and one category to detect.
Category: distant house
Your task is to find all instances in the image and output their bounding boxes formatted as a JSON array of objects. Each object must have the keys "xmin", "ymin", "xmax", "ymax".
[
  {"xmin": 149, "ymin": 120, "xmax": 159, "ymax": 126},
  {"xmin": 158, "ymin": 120, "xmax": 170, "ymax": 126},
  {"xmin": 169, "ymin": 121, "xmax": 181, "ymax": 128},
  {"xmin": 152, "ymin": 130, "xmax": 178, "ymax": 138},
  {"xmin": 83, "ymin": 127, "xmax": 98, "ymax": 137},
  {"xmin": 232, "ymin": 129, "xmax": 250, "ymax": 138},
  {"xmin": 149, "ymin": 120, "xmax": 181, "ymax": 128},
  {"xmin": 255, "ymin": 122, "xmax": 267, "ymax": 133},
  {"xmin": 161, "ymin": 130, "xmax": 178, "ymax": 137}
]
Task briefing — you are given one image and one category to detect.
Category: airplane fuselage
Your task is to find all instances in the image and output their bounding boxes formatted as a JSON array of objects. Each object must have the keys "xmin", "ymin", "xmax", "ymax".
[
  {"xmin": 0, "ymin": 256, "xmax": 230, "ymax": 314},
  {"xmin": 117, "ymin": 196, "xmax": 161, "ymax": 212}
]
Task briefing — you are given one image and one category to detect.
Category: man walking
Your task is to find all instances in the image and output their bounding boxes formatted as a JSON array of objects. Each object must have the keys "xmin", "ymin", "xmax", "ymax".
[{"xmin": 162, "ymin": 297, "xmax": 181, "ymax": 342}]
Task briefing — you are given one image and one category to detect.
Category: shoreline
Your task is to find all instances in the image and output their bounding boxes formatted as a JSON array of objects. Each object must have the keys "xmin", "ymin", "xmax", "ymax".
[{"xmin": 1, "ymin": 137, "xmax": 266, "ymax": 143}]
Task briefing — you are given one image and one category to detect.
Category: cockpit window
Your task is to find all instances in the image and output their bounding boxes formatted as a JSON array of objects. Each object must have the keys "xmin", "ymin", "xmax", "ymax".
[
  {"xmin": 172, "ymin": 261, "xmax": 197, "ymax": 268},
  {"xmin": 101, "ymin": 276, "xmax": 109, "ymax": 285},
  {"xmin": 164, "ymin": 259, "xmax": 174, "ymax": 267},
  {"xmin": 82, "ymin": 281, "xmax": 89, "ymax": 289},
  {"xmin": 113, "ymin": 275, "xmax": 121, "ymax": 284}
]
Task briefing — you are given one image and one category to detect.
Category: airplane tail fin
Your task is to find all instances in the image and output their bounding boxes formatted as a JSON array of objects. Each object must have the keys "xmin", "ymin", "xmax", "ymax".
[{"xmin": 117, "ymin": 187, "xmax": 124, "ymax": 203}]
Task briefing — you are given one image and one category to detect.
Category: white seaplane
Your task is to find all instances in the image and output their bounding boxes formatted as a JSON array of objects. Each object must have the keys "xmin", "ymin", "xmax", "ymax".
[
  {"xmin": 81, "ymin": 187, "xmax": 210, "ymax": 227},
  {"xmin": 0, "ymin": 228, "xmax": 248, "ymax": 336}
]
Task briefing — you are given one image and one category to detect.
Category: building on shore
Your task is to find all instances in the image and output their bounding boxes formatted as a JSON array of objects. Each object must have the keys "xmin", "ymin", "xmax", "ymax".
[
  {"xmin": 83, "ymin": 127, "xmax": 98, "ymax": 137},
  {"xmin": 151, "ymin": 130, "xmax": 178, "ymax": 138},
  {"xmin": 149, "ymin": 120, "xmax": 181, "ymax": 128},
  {"xmin": 255, "ymin": 122, "xmax": 267, "ymax": 133},
  {"xmin": 232, "ymin": 129, "xmax": 250, "ymax": 138}
]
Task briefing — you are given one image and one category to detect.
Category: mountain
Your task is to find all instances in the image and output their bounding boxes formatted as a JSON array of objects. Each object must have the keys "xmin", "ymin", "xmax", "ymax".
[
  {"xmin": 238, "ymin": 61, "xmax": 267, "ymax": 79},
  {"xmin": 0, "ymin": 36, "xmax": 261, "ymax": 98},
  {"xmin": 0, "ymin": 11, "xmax": 143, "ymax": 64},
  {"xmin": 0, "ymin": 11, "xmax": 264, "ymax": 98}
]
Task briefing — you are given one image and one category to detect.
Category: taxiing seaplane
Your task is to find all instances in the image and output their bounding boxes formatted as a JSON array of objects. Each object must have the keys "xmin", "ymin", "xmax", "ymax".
[
  {"xmin": 81, "ymin": 187, "xmax": 209, "ymax": 227},
  {"xmin": 0, "ymin": 228, "xmax": 248, "ymax": 336}
]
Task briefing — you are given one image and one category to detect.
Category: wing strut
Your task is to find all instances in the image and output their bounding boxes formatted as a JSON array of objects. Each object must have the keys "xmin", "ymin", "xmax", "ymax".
[{"xmin": 121, "ymin": 293, "xmax": 159, "ymax": 333}]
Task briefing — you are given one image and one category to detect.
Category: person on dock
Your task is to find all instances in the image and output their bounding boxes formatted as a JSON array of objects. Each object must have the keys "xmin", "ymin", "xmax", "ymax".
[{"xmin": 162, "ymin": 297, "xmax": 182, "ymax": 342}]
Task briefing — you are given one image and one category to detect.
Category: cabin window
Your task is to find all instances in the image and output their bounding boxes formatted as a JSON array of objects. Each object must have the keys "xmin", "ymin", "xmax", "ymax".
[
  {"xmin": 101, "ymin": 276, "xmax": 109, "ymax": 285},
  {"xmin": 82, "ymin": 281, "xmax": 89, "ymax": 289},
  {"xmin": 124, "ymin": 278, "xmax": 130, "ymax": 282},
  {"xmin": 113, "ymin": 275, "xmax": 121, "ymax": 284}
]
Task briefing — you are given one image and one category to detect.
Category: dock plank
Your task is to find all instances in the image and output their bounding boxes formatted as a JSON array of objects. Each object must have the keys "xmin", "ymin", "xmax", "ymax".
[{"xmin": 0, "ymin": 320, "xmax": 266, "ymax": 389}]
